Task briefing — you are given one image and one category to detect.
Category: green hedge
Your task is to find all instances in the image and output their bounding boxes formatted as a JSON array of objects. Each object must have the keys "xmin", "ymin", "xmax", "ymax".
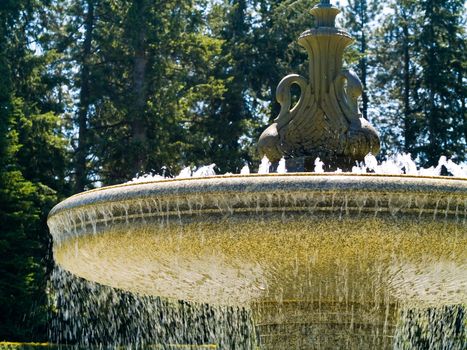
[{"xmin": 0, "ymin": 343, "xmax": 58, "ymax": 350}]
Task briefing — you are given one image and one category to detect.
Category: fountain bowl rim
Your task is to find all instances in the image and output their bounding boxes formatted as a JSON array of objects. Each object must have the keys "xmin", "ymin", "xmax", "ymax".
[{"xmin": 48, "ymin": 172, "xmax": 467, "ymax": 220}]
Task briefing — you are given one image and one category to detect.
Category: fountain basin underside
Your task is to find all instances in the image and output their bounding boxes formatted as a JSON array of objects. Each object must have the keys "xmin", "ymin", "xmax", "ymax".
[
  {"xmin": 53, "ymin": 218, "xmax": 466, "ymax": 307},
  {"xmin": 48, "ymin": 174, "xmax": 467, "ymax": 348}
]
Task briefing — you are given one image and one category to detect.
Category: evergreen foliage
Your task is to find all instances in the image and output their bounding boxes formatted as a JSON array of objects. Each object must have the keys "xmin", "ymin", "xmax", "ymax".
[
  {"xmin": 371, "ymin": 0, "xmax": 466, "ymax": 164},
  {"xmin": 341, "ymin": 0, "xmax": 381, "ymax": 121},
  {"xmin": 0, "ymin": 0, "xmax": 68, "ymax": 340}
]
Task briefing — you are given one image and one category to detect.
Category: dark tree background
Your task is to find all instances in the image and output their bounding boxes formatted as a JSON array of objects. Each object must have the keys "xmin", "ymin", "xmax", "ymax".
[{"xmin": 0, "ymin": 0, "xmax": 465, "ymax": 342}]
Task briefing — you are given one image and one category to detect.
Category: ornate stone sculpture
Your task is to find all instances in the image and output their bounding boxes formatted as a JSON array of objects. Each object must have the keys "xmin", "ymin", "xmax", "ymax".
[{"xmin": 258, "ymin": 0, "xmax": 380, "ymax": 170}]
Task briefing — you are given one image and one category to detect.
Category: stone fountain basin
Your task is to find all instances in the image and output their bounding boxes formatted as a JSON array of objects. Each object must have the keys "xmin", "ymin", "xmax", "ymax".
[{"xmin": 48, "ymin": 174, "xmax": 467, "ymax": 311}]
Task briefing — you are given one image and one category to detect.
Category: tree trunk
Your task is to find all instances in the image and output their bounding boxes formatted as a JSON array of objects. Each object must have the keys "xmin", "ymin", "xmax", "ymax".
[
  {"xmin": 74, "ymin": 0, "xmax": 95, "ymax": 193},
  {"xmin": 425, "ymin": 2, "xmax": 438, "ymax": 165},
  {"xmin": 461, "ymin": 72, "xmax": 466, "ymax": 144},
  {"xmin": 130, "ymin": 0, "xmax": 148, "ymax": 176},
  {"xmin": 401, "ymin": 10, "xmax": 413, "ymax": 153},
  {"xmin": 359, "ymin": 0, "xmax": 368, "ymax": 120},
  {"xmin": 360, "ymin": 31, "xmax": 368, "ymax": 120}
]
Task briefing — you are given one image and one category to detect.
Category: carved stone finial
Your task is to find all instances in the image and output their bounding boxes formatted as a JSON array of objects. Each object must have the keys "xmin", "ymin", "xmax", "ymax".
[{"xmin": 258, "ymin": 1, "xmax": 380, "ymax": 171}]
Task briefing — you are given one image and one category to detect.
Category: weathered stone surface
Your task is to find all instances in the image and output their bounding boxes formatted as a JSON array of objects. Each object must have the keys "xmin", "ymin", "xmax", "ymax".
[{"xmin": 258, "ymin": 1, "xmax": 380, "ymax": 169}]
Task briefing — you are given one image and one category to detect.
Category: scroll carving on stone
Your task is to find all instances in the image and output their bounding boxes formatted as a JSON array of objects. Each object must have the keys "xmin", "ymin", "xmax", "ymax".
[{"xmin": 258, "ymin": 0, "xmax": 380, "ymax": 170}]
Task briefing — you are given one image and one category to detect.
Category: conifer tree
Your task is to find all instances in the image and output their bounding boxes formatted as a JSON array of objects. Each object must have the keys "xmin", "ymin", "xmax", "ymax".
[
  {"xmin": 416, "ymin": 0, "xmax": 466, "ymax": 164},
  {"xmin": 74, "ymin": 0, "xmax": 96, "ymax": 192},
  {"xmin": 372, "ymin": 0, "xmax": 466, "ymax": 164},
  {"xmin": 341, "ymin": 0, "xmax": 380, "ymax": 121},
  {"xmin": 252, "ymin": 0, "xmax": 317, "ymax": 121},
  {"xmin": 372, "ymin": 0, "xmax": 419, "ymax": 157},
  {"xmin": 0, "ymin": 0, "xmax": 68, "ymax": 340},
  {"xmin": 189, "ymin": 0, "xmax": 255, "ymax": 171},
  {"xmin": 72, "ymin": 0, "xmax": 229, "ymax": 181}
]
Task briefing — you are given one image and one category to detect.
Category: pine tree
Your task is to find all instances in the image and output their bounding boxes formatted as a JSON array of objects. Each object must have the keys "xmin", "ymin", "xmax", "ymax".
[
  {"xmin": 371, "ymin": 0, "xmax": 419, "ymax": 157},
  {"xmin": 73, "ymin": 0, "xmax": 230, "ymax": 181},
  {"xmin": 416, "ymin": 0, "xmax": 466, "ymax": 165},
  {"xmin": 0, "ymin": 0, "xmax": 68, "ymax": 340},
  {"xmin": 372, "ymin": 0, "xmax": 466, "ymax": 164},
  {"xmin": 341, "ymin": 0, "xmax": 380, "ymax": 121},
  {"xmin": 188, "ymin": 0, "xmax": 255, "ymax": 172},
  {"xmin": 74, "ymin": 0, "xmax": 96, "ymax": 193},
  {"xmin": 252, "ymin": 0, "xmax": 317, "ymax": 121}
]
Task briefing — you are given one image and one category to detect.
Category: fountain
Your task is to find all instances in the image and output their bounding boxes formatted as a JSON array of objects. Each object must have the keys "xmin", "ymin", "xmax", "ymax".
[{"xmin": 48, "ymin": 1, "xmax": 466, "ymax": 349}]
